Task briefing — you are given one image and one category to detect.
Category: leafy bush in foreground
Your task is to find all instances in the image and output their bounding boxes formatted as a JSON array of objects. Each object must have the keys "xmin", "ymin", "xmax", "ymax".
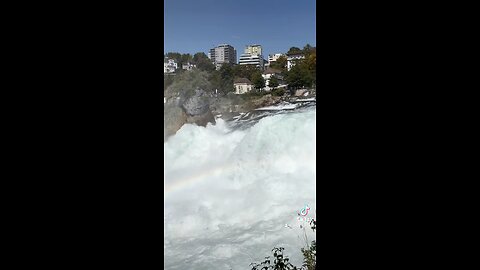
[{"xmin": 248, "ymin": 218, "xmax": 316, "ymax": 270}]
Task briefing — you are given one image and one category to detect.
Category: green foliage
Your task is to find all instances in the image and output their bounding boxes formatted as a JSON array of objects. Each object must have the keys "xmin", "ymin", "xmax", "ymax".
[
  {"xmin": 242, "ymin": 90, "xmax": 267, "ymax": 98},
  {"xmin": 232, "ymin": 65, "xmax": 260, "ymax": 81},
  {"xmin": 210, "ymin": 64, "xmax": 235, "ymax": 94},
  {"xmin": 164, "ymin": 69, "xmax": 212, "ymax": 99},
  {"xmin": 271, "ymin": 87, "xmax": 285, "ymax": 97},
  {"xmin": 165, "ymin": 52, "xmax": 196, "ymax": 73},
  {"xmin": 287, "ymin": 47, "xmax": 302, "ymax": 55},
  {"xmin": 250, "ymin": 247, "xmax": 298, "ymax": 270},
  {"xmin": 252, "ymin": 72, "xmax": 265, "ymax": 90},
  {"xmin": 285, "ymin": 63, "xmax": 313, "ymax": 89},
  {"xmin": 304, "ymin": 52, "xmax": 316, "ymax": 87},
  {"xmin": 309, "ymin": 218, "xmax": 316, "ymax": 232},
  {"xmin": 163, "ymin": 44, "xmax": 315, "ymax": 97},
  {"xmin": 192, "ymin": 52, "xmax": 215, "ymax": 72},
  {"xmin": 165, "ymin": 52, "xmax": 182, "ymax": 62},
  {"xmin": 270, "ymin": 56, "xmax": 288, "ymax": 73},
  {"xmin": 301, "ymin": 241, "xmax": 316, "ymax": 270},
  {"xmin": 181, "ymin": 53, "xmax": 193, "ymax": 64},
  {"xmin": 303, "ymin": 44, "xmax": 314, "ymax": 56},
  {"xmin": 163, "ymin": 74, "xmax": 175, "ymax": 92},
  {"xmin": 269, "ymin": 76, "xmax": 279, "ymax": 90},
  {"xmin": 283, "ymin": 44, "xmax": 317, "ymax": 89},
  {"xmin": 248, "ymin": 218, "xmax": 316, "ymax": 270},
  {"xmin": 301, "ymin": 219, "xmax": 317, "ymax": 270},
  {"xmin": 208, "ymin": 70, "xmax": 221, "ymax": 93}
]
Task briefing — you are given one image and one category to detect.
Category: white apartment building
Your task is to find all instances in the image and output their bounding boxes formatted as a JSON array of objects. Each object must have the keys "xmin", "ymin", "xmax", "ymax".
[
  {"xmin": 238, "ymin": 44, "xmax": 265, "ymax": 70},
  {"xmin": 238, "ymin": 53, "xmax": 265, "ymax": 69},
  {"xmin": 269, "ymin": 53, "xmax": 284, "ymax": 63},
  {"xmin": 261, "ymin": 67, "xmax": 284, "ymax": 91},
  {"xmin": 182, "ymin": 63, "xmax": 196, "ymax": 71},
  {"xmin": 286, "ymin": 53, "xmax": 305, "ymax": 71},
  {"xmin": 164, "ymin": 59, "xmax": 178, "ymax": 73},
  {"xmin": 265, "ymin": 53, "xmax": 284, "ymax": 68}
]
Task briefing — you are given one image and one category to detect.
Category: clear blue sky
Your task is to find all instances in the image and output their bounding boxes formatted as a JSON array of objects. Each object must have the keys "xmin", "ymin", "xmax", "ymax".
[{"xmin": 164, "ymin": 0, "xmax": 316, "ymax": 61}]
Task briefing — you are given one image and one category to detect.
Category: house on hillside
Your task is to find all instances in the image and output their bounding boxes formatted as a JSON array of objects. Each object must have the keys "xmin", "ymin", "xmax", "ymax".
[
  {"xmin": 286, "ymin": 53, "xmax": 305, "ymax": 71},
  {"xmin": 234, "ymin": 78, "xmax": 254, "ymax": 94},
  {"xmin": 262, "ymin": 67, "xmax": 284, "ymax": 91},
  {"xmin": 265, "ymin": 53, "xmax": 284, "ymax": 68},
  {"xmin": 182, "ymin": 62, "xmax": 196, "ymax": 71},
  {"xmin": 164, "ymin": 59, "xmax": 178, "ymax": 73}
]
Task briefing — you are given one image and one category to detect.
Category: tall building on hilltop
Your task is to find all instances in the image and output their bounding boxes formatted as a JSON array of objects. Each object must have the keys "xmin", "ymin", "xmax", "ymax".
[
  {"xmin": 238, "ymin": 44, "xmax": 265, "ymax": 70},
  {"xmin": 238, "ymin": 54, "xmax": 264, "ymax": 69},
  {"xmin": 208, "ymin": 44, "xmax": 236, "ymax": 70},
  {"xmin": 244, "ymin": 44, "xmax": 262, "ymax": 57}
]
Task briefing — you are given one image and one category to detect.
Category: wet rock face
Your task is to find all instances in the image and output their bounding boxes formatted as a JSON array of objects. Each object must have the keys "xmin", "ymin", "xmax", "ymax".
[
  {"xmin": 164, "ymin": 88, "xmax": 216, "ymax": 141},
  {"xmin": 181, "ymin": 88, "xmax": 210, "ymax": 116},
  {"xmin": 186, "ymin": 110, "xmax": 215, "ymax": 127},
  {"xmin": 164, "ymin": 103, "xmax": 188, "ymax": 141},
  {"xmin": 249, "ymin": 94, "xmax": 282, "ymax": 108}
]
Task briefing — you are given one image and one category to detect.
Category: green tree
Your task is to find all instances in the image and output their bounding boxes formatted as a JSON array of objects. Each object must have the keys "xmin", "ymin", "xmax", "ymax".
[
  {"xmin": 192, "ymin": 52, "xmax": 215, "ymax": 72},
  {"xmin": 165, "ymin": 52, "xmax": 181, "ymax": 62},
  {"xmin": 181, "ymin": 53, "xmax": 192, "ymax": 64},
  {"xmin": 164, "ymin": 69, "xmax": 212, "ymax": 99},
  {"xmin": 251, "ymin": 72, "xmax": 265, "ymax": 91},
  {"xmin": 250, "ymin": 247, "xmax": 298, "ymax": 270},
  {"xmin": 301, "ymin": 219, "xmax": 317, "ymax": 270},
  {"xmin": 270, "ymin": 55, "xmax": 288, "ymax": 73},
  {"xmin": 285, "ymin": 63, "xmax": 313, "ymax": 90},
  {"xmin": 232, "ymin": 65, "xmax": 259, "ymax": 81},
  {"xmin": 303, "ymin": 44, "xmax": 313, "ymax": 55},
  {"xmin": 248, "ymin": 218, "xmax": 317, "ymax": 270},
  {"xmin": 305, "ymin": 53, "xmax": 316, "ymax": 87},
  {"xmin": 208, "ymin": 70, "xmax": 221, "ymax": 93},
  {"xmin": 287, "ymin": 47, "xmax": 302, "ymax": 55},
  {"xmin": 269, "ymin": 76, "xmax": 279, "ymax": 90},
  {"xmin": 210, "ymin": 63, "xmax": 235, "ymax": 94}
]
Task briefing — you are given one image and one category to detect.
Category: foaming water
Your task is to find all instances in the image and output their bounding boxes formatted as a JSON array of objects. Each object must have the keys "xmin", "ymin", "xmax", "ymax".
[{"xmin": 164, "ymin": 107, "xmax": 316, "ymax": 270}]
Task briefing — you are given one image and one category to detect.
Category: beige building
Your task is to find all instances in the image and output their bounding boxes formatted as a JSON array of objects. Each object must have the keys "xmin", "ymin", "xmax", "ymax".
[
  {"xmin": 238, "ymin": 44, "xmax": 265, "ymax": 69},
  {"xmin": 245, "ymin": 44, "xmax": 262, "ymax": 56},
  {"xmin": 234, "ymin": 78, "xmax": 254, "ymax": 94}
]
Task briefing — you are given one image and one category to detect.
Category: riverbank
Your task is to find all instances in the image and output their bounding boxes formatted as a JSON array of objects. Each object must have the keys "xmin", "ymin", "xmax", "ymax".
[
  {"xmin": 164, "ymin": 89, "xmax": 316, "ymax": 141},
  {"xmin": 210, "ymin": 89, "xmax": 316, "ymax": 120}
]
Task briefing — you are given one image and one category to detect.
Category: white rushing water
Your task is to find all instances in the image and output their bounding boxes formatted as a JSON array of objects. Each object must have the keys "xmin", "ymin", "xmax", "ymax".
[{"xmin": 164, "ymin": 107, "xmax": 316, "ymax": 270}]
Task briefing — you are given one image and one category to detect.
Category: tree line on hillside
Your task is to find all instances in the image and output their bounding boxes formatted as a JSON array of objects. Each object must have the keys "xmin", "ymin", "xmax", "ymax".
[{"xmin": 164, "ymin": 44, "xmax": 316, "ymax": 95}]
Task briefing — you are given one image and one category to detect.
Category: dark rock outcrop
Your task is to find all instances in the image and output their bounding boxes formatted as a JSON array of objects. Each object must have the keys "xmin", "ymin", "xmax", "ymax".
[
  {"xmin": 164, "ymin": 88, "xmax": 216, "ymax": 141},
  {"xmin": 164, "ymin": 88, "xmax": 293, "ymax": 141},
  {"xmin": 186, "ymin": 110, "xmax": 215, "ymax": 127},
  {"xmin": 164, "ymin": 102, "xmax": 188, "ymax": 141},
  {"xmin": 181, "ymin": 88, "xmax": 211, "ymax": 116}
]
